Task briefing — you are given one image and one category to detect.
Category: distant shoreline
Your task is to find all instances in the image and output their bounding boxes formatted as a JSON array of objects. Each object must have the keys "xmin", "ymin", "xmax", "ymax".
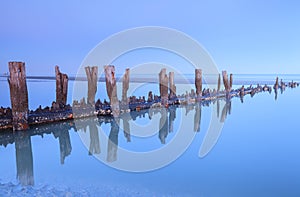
[{"xmin": 1, "ymin": 74, "xmax": 300, "ymax": 85}]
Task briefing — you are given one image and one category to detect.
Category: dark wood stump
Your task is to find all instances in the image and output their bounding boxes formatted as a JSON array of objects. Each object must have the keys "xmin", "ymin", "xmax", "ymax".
[
  {"xmin": 222, "ymin": 70, "xmax": 230, "ymax": 92},
  {"xmin": 104, "ymin": 65, "xmax": 119, "ymax": 116},
  {"xmin": 85, "ymin": 66, "xmax": 98, "ymax": 105},
  {"xmin": 159, "ymin": 68, "xmax": 169, "ymax": 105},
  {"xmin": 55, "ymin": 66, "xmax": 68, "ymax": 106},
  {"xmin": 217, "ymin": 74, "xmax": 221, "ymax": 92},
  {"xmin": 169, "ymin": 71, "xmax": 176, "ymax": 98},
  {"xmin": 8, "ymin": 62, "xmax": 29, "ymax": 131},
  {"xmin": 195, "ymin": 69, "xmax": 202, "ymax": 97},
  {"xmin": 122, "ymin": 68, "xmax": 130, "ymax": 104}
]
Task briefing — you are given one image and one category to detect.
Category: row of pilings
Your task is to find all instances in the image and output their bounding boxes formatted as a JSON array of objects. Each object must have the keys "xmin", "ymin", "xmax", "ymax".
[{"xmin": 2, "ymin": 61, "xmax": 299, "ymax": 131}]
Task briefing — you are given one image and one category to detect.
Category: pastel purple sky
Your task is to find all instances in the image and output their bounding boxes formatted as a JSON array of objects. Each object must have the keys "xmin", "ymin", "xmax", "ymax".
[{"xmin": 1, "ymin": 0, "xmax": 300, "ymax": 76}]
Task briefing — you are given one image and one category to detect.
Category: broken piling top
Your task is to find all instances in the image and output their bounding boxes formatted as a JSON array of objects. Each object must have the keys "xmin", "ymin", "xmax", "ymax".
[
  {"xmin": 104, "ymin": 65, "xmax": 117, "ymax": 99},
  {"xmin": 104, "ymin": 65, "xmax": 119, "ymax": 116},
  {"xmin": 222, "ymin": 70, "xmax": 230, "ymax": 92},
  {"xmin": 122, "ymin": 68, "xmax": 130, "ymax": 103},
  {"xmin": 85, "ymin": 66, "xmax": 98, "ymax": 105},
  {"xmin": 274, "ymin": 77, "xmax": 279, "ymax": 89},
  {"xmin": 169, "ymin": 71, "xmax": 176, "ymax": 98},
  {"xmin": 229, "ymin": 73, "xmax": 233, "ymax": 90},
  {"xmin": 195, "ymin": 69, "xmax": 202, "ymax": 96},
  {"xmin": 217, "ymin": 74, "xmax": 221, "ymax": 92},
  {"xmin": 159, "ymin": 68, "xmax": 169, "ymax": 99},
  {"xmin": 8, "ymin": 62, "xmax": 29, "ymax": 131},
  {"xmin": 55, "ymin": 65, "xmax": 68, "ymax": 105}
]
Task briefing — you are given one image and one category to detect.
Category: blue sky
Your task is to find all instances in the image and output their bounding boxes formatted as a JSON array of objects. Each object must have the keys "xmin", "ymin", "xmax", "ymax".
[{"xmin": 1, "ymin": 0, "xmax": 300, "ymax": 75}]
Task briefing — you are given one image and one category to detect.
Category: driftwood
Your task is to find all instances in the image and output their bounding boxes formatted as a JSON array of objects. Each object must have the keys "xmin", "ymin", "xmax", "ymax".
[
  {"xmin": 195, "ymin": 69, "xmax": 202, "ymax": 97},
  {"xmin": 104, "ymin": 65, "xmax": 119, "ymax": 117},
  {"xmin": 55, "ymin": 66, "xmax": 68, "ymax": 106},
  {"xmin": 85, "ymin": 66, "xmax": 98, "ymax": 105},
  {"xmin": 8, "ymin": 62, "xmax": 29, "ymax": 131}
]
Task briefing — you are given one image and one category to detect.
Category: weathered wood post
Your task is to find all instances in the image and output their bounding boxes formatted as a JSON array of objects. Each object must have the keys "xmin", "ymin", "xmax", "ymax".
[
  {"xmin": 55, "ymin": 66, "xmax": 68, "ymax": 106},
  {"xmin": 217, "ymin": 74, "xmax": 221, "ymax": 92},
  {"xmin": 274, "ymin": 77, "xmax": 279, "ymax": 100},
  {"xmin": 104, "ymin": 65, "xmax": 119, "ymax": 116},
  {"xmin": 169, "ymin": 72, "xmax": 176, "ymax": 99},
  {"xmin": 122, "ymin": 68, "xmax": 130, "ymax": 104},
  {"xmin": 8, "ymin": 62, "xmax": 29, "ymax": 131},
  {"xmin": 195, "ymin": 69, "xmax": 202, "ymax": 98},
  {"xmin": 159, "ymin": 68, "xmax": 169, "ymax": 105},
  {"xmin": 85, "ymin": 66, "xmax": 98, "ymax": 106},
  {"xmin": 229, "ymin": 73, "xmax": 233, "ymax": 91},
  {"xmin": 240, "ymin": 85, "xmax": 245, "ymax": 103},
  {"xmin": 222, "ymin": 71, "xmax": 230, "ymax": 92},
  {"xmin": 274, "ymin": 77, "xmax": 279, "ymax": 90}
]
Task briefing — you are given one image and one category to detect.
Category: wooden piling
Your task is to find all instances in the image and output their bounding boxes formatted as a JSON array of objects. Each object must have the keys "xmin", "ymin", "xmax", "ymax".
[
  {"xmin": 8, "ymin": 62, "xmax": 29, "ymax": 131},
  {"xmin": 217, "ymin": 74, "xmax": 221, "ymax": 92},
  {"xmin": 222, "ymin": 71, "xmax": 230, "ymax": 92},
  {"xmin": 169, "ymin": 72, "xmax": 176, "ymax": 98},
  {"xmin": 122, "ymin": 68, "xmax": 130, "ymax": 104},
  {"xmin": 229, "ymin": 73, "xmax": 233, "ymax": 91},
  {"xmin": 85, "ymin": 66, "xmax": 98, "ymax": 105},
  {"xmin": 195, "ymin": 69, "xmax": 202, "ymax": 97},
  {"xmin": 159, "ymin": 68, "xmax": 168, "ymax": 105},
  {"xmin": 55, "ymin": 66, "xmax": 68, "ymax": 106},
  {"xmin": 274, "ymin": 77, "xmax": 279, "ymax": 89},
  {"xmin": 104, "ymin": 65, "xmax": 119, "ymax": 116}
]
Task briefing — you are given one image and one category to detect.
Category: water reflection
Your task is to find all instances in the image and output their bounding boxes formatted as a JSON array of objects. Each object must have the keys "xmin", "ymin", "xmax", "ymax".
[
  {"xmin": 53, "ymin": 128, "xmax": 72, "ymax": 164},
  {"xmin": 15, "ymin": 132, "xmax": 34, "ymax": 186},
  {"xmin": 88, "ymin": 120, "xmax": 100, "ymax": 155},
  {"xmin": 107, "ymin": 118, "xmax": 119, "ymax": 162},
  {"xmin": 0, "ymin": 121, "xmax": 74, "ymax": 186},
  {"xmin": 0, "ymin": 98, "xmax": 234, "ymax": 186},
  {"xmin": 199, "ymin": 99, "xmax": 231, "ymax": 157},
  {"xmin": 194, "ymin": 103, "xmax": 201, "ymax": 132}
]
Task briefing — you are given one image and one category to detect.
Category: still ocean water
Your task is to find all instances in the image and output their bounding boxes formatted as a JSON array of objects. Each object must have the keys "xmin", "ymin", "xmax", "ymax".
[{"xmin": 0, "ymin": 74, "xmax": 300, "ymax": 196}]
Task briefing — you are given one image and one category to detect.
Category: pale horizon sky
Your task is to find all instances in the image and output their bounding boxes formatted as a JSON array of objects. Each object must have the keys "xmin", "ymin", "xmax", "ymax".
[{"xmin": 1, "ymin": 0, "xmax": 300, "ymax": 76}]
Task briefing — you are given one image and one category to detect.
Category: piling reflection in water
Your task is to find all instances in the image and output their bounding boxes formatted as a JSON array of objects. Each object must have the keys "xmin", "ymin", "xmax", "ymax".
[
  {"xmin": 107, "ymin": 118, "xmax": 120, "ymax": 162},
  {"xmin": 194, "ymin": 103, "xmax": 201, "ymax": 132},
  {"xmin": 53, "ymin": 128, "xmax": 72, "ymax": 164},
  {"xmin": 88, "ymin": 120, "xmax": 100, "ymax": 155},
  {"xmin": 0, "ymin": 121, "xmax": 74, "ymax": 186},
  {"xmin": 0, "ymin": 98, "xmax": 236, "ymax": 186},
  {"xmin": 15, "ymin": 132, "xmax": 34, "ymax": 186}
]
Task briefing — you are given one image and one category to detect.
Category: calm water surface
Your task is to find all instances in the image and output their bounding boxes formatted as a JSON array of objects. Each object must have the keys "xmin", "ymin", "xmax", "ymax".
[{"xmin": 0, "ymin": 75, "xmax": 300, "ymax": 196}]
